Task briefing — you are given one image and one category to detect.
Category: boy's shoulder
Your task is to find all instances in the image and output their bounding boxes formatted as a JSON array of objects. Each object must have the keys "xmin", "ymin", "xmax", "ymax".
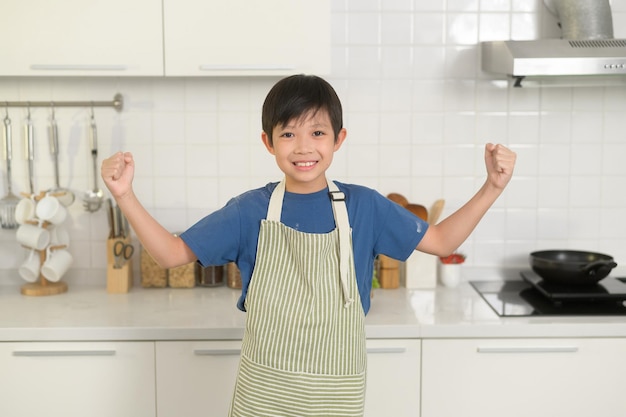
[{"xmin": 230, "ymin": 183, "xmax": 276, "ymax": 203}]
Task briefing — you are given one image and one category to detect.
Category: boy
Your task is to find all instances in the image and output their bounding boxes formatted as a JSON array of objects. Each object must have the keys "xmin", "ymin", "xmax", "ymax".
[{"xmin": 101, "ymin": 74, "xmax": 516, "ymax": 416}]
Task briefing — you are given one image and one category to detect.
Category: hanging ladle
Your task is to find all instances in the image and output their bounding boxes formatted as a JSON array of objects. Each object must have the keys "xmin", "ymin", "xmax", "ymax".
[
  {"xmin": 24, "ymin": 105, "xmax": 35, "ymax": 195},
  {"xmin": 82, "ymin": 106, "xmax": 103, "ymax": 212},
  {"xmin": 47, "ymin": 104, "xmax": 75, "ymax": 206}
]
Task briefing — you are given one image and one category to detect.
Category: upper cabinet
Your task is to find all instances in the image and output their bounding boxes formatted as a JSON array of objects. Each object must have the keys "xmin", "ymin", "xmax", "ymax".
[
  {"xmin": 0, "ymin": 0, "xmax": 164, "ymax": 76},
  {"xmin": 163, "ymin": 0, "xmax": 330, "ymax": 76},
  {"xmin": 0, "ymin": 0, "xmax": 330, "ymax": 77}
]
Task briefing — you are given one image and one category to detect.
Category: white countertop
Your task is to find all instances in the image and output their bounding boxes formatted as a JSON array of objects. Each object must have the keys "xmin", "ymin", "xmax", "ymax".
[{"xmin": 1, "ymin": 274, "xmax": 625, "ymax": 342}]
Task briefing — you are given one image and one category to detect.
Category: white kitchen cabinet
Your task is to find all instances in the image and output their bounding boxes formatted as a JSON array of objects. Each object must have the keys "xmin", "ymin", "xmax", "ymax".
[
  {"xmin": 155, "ymin": 340, "xmax": 241, "ymax": 417},
  {"xmin": 0, "ymin": 341, "xmax": 156, "ymax": 417},
  {"xmin": 0, "ymin": 0, "xmax": 163, "ymax": 76},
  {"xmin": 365, "ymin": 339, "xmax": 421, "ymax": 417},
  {"xmin": 156, "ymin": 338, "xmax": 420, "ymax": 417},
  {"xmin": 163, "ymin": 0, "xmax": 330, "ymax": 76},
  {"xmin": 421, "ymin": 338, "xmax": 626, "ymax": 417},
  {"xmin": 0, "ymin": 0, "xmax": 329, "ymax": 78}
]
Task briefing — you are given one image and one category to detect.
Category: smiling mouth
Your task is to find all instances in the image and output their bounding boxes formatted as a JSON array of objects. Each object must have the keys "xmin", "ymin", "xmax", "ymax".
[{"xmin": 294, "ymin": 161, "xmax": 317, "ymax": 167}]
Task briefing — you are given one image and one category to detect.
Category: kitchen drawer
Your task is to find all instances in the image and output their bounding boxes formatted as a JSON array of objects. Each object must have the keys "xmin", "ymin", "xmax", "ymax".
[
  {"xmin": 0, "ymin": 341, "xmax": 156, "ymax": 417},
  {"xmin": 422, "ymin": 338, "xmax": 626, "ymax": 417},
  {"xmin": 155, "ymin": 340, "xmax": 241, "ymax": 417},
  {"xmin": 365, "ymin": 339, "xmax": 420, "ymax": 417}
]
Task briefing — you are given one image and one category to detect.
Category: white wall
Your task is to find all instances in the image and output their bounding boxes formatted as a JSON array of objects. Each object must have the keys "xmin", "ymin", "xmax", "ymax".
[{"xmin": 1, "ymin": 0, "xmax": 625, "ymax": 283}]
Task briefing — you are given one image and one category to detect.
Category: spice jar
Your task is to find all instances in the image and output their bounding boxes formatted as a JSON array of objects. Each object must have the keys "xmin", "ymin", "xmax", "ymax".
[
  {"xmin": 168, "ymin": 262, "xmax": 196, "ymax": 288},
  {"xmin": 140, "ymin": 247, "xmax": 167, "ymax": 288},
  {"xmin": 196, "ymin": 264, "xmax": 224, "ymax": 287},
  {"xmin": 227, "ymin": 262, "xmax": 242, "ymax": 289}
]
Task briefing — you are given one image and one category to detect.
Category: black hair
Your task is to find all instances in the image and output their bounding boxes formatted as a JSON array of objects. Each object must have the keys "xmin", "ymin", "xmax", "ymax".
[{"xmin": 262, "ymin": 74, "xmax": 343, "ymax": 145}]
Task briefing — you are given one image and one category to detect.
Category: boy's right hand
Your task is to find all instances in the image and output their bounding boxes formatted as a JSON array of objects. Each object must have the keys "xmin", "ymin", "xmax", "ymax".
[{"xmin": 101, "ymin": 151, "xmax": 135, "ymax": 199}]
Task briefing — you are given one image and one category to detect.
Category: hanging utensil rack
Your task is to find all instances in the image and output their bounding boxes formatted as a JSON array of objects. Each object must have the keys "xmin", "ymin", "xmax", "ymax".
[{"xmin": 2, "ymin": 93, "xmax": 123, "ymax": 112}]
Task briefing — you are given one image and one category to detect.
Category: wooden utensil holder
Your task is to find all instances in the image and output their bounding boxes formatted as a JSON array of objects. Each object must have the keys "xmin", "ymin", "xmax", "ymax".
[{"xmin": 107, "ymin": 237, "xmax": 133, "ymax": 293}]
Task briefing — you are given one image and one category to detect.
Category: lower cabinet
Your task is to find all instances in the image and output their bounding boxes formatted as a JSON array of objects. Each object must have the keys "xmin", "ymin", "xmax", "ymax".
[
  {"xmin": 0, "ymin": 341, "xmax": 155, "ymax": 417},
  {"xmin": 155, "ymin": 339, "xmax": 421, "ymax": 417},
  {"xmin": 365, "ymin": 339, "xmax": 421, "ymax": 417},
  {"xmin": 421, "ymin": 338, "xmax": 626, "ymax": 417},
  {"xmin": 155, "ymin": 340, "xmax": 241, "ymax": 417},
  {"xmin": 11, "ymin": 336, "xmax": 622, "ymax": 417}
]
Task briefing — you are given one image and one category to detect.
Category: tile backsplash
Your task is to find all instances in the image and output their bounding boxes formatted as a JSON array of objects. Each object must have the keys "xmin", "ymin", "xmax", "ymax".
[{"xmin": 1, "ymin": 0, "xmax": 625, "ymax": 282}]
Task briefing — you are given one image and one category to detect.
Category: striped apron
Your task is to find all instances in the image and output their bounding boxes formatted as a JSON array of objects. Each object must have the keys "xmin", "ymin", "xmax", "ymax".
[{"xmin": 228, "ymin": 179, "xmax": 367, "ymax": 417}]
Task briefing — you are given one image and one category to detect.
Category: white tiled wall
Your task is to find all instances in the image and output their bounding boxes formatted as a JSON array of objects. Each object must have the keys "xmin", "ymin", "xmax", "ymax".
[{"xmin": 1, "ymin": 0, "xmax": 625, "ymax": 281}]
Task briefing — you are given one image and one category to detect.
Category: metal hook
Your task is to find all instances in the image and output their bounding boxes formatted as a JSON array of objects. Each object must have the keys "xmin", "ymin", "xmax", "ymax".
[
  {"xmin": 50, "ymin": 102, "xmax": 56, "ymax": 119},
  {"xmin": 90, "ymin": 103, "xmax": 95, "ymax": 120},
  {"xmin": 4, "ymin": 102, "xmax": 8, "ymax": 120},
  {"xmin": 26, "ymin": 102, "xmax": 31, "ymax": 120}
]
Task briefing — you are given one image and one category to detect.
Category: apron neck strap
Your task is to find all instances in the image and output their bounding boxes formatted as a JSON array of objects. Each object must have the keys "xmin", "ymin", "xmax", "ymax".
[
  {"xmin": 267, "ymin": 179, "xmax": 354, "ymax": 308},
  {"xmin": 328, "ymin": 182, "xmax": 354, "ymax": 308},
  {"xmin": 267, "ymin": 180, "xmax": 285, "ymax": 222}
]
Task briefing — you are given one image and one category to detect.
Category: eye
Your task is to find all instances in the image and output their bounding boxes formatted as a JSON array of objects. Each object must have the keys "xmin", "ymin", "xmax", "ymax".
[
  {"xmin": 312, "ymin": 130, "xmax": 325, "ymax": 137},
  {"xmin": 280, "ymin": 132, "xmax": 294, "ymax": 138}
]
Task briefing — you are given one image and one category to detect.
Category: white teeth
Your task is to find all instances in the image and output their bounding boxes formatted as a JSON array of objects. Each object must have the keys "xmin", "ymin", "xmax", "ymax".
[{"xmin": 295, "ymin": 161, "xmax": 316, "ymax": 167}]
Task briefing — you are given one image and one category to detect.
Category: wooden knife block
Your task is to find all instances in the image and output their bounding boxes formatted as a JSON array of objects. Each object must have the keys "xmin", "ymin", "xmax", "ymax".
[{"xmin": 107, "ymin": 237, "xmax": 133, "ymax": 294}]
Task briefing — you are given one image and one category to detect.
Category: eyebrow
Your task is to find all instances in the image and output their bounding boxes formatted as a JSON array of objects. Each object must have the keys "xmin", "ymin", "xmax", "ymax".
[{"xmin": 282, "ymin": 121, "xmax": 329, "ymax": 129}]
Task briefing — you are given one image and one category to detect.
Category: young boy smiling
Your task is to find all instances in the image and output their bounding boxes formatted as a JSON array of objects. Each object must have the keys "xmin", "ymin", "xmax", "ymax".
[{"xmin": 101, "ymin": 74, "xmax": 516, "ymax": 416}]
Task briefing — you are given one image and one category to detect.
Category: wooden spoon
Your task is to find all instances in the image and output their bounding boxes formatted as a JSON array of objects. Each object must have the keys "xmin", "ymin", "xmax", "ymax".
[
  {"xmin": 428, "ymin": 199, "xmax": 445, "ymax": 225},
  {"xmin": 405, "ymin": 203, "xmax": 428, "ymax": 221},
  {"xmin": 386, "ymin": 193, "xmax": 409, "ymax": 207}
]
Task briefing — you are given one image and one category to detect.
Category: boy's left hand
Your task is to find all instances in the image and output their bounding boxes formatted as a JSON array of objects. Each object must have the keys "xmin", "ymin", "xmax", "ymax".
[{"xmin": 484, "ymin": 143, "xmax": 516, "ymax": 190}]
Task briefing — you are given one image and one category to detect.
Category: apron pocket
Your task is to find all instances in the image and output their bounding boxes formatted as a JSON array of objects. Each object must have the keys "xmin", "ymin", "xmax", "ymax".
[{"xmin": 230, "ymin": 355, "xmax": 366, "ymax": 417}]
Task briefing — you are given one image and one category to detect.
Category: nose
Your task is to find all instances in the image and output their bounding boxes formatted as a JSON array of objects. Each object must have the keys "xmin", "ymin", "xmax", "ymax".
[{"xmin": 293, "ymin": 135, "xmax": 313, "ymax": 153}]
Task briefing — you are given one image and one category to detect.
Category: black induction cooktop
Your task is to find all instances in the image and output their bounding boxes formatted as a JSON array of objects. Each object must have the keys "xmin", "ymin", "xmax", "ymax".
[{"xmin": 470, "ymin": 270, "xmax": 626, "ymax": 317}]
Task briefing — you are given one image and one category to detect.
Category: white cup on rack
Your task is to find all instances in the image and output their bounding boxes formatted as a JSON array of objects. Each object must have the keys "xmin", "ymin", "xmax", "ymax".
[
  {"xmin": 41, "ymin": 248, "xmax": 73, "ymax": 282},
  {"xmin": 16, "ymin": 224, "xmax": 50, "ymax": 251},
  {"xmin": 15, "ymin": 197, "xmax": 36, "ymax": 225},
  {"xmin": 36, "ymin": 195, "xmax": 67, "ymax": 225},
  {"xmin": 18, "ymin": 250, "xmax": 41, "ymax": 283}
]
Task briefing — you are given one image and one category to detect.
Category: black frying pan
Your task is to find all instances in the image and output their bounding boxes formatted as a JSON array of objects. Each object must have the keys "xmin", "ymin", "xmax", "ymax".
[{"xmin": 530, "ymin": 250, "xmax": 618, "ymax": 286}]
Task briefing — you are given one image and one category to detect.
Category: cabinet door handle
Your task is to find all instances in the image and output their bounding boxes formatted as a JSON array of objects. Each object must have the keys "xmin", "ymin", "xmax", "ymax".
[
  {"xmin": 193, "ymin": 348, "xmax": 241, "ymax": 356},
  {"xmin": 30, "ymin": 64, "xmax": 129, "ymax": 71},
  {"xmin": 13, "ymin": 350, "xmax": 116, "ymax": 357},
  {"xmin": 198, "ymin": 64, "xmax": 295, "ymax": 71},
  {"xmin": 366, "ymin": 347, "xmax": 407, "ymax": 354},
  {"xmin": 477, "ymin": 346, "xmax": 579, "ymax": 354}
]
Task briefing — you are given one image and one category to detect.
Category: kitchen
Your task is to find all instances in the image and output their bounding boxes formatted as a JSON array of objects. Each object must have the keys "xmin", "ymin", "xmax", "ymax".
[{"xmin": 1, "ymin": 0, "xmax": 626, "ymax": 416}]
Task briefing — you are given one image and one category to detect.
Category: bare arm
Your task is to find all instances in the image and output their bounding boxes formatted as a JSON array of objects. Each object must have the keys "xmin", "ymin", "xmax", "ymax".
[
  {"xmin": 101, "ymin": 152, "xmax": 196, "ymax": 268},
  {"xmin": 416, "ymin": 143, "xmax": 516, "ymax": 257}
]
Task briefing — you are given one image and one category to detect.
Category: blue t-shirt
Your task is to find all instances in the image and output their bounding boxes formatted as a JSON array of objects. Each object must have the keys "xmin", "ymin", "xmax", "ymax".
[{"xmin": 180, "ymin": 182, "xmax": 428, "ymax": 314}]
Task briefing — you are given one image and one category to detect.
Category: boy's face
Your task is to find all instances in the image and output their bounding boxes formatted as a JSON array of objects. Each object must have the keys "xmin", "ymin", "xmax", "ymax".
[{"xmin": 262, "ymin": 110, "xmax": 346, "ymax": 194}]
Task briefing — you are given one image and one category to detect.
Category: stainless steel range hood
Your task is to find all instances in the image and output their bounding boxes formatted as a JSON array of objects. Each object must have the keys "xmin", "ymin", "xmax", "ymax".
[
  {"xmin": 482, "ymin": 38, "xmax": 626, "ymax": 85},
  {"xmin": 481, "ymin": 0, "xmax": 626, "ymax": 86}
]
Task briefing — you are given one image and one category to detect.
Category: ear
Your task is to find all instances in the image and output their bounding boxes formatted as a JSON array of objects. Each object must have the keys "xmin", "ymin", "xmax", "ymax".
[
  {"xmin": 261, "ymin": 131, "xmax": 275, "ymax": 155},
  {"xmin": 334, "ymin": 128, "xmax": 347, "ymax": 151}
]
